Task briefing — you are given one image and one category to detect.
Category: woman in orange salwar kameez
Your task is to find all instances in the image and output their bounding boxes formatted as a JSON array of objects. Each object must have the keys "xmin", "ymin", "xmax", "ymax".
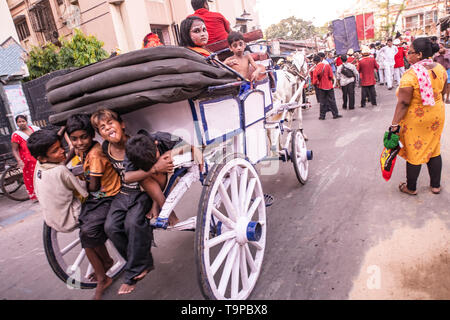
[{"xmin": 391, "ymin": 38, "xmax": 446, "ymax": 195}]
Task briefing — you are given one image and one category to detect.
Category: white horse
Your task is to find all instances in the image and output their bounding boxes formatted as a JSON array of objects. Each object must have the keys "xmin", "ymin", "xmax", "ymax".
[{"xmin": 267, "ymin": 51, "xmax": 310, "ymax": 155}]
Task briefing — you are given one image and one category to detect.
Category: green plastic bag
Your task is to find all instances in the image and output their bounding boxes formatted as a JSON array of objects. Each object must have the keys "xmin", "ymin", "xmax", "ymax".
[{"xmin": 383, "ymin": 131, "xmax": 399, "ymax": 149}]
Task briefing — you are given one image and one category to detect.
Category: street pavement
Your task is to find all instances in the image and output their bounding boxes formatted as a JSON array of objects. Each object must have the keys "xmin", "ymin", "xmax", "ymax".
[{"xmin": 1, "ymin": 83, "xmax": 450, "ymax": 300}]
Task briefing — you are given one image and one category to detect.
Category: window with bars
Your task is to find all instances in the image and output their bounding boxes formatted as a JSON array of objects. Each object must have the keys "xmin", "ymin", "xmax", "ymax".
[
  {"xmin": 15, "ymin": 18, "xmax": 30, "ymax": 41},
  {"xmin": 28, "ymin": 0, "xmax": 59, "ymax": 43},
  {"xmin": 424, "ymin": 11, "xmax": 437, "ymax": 26}
]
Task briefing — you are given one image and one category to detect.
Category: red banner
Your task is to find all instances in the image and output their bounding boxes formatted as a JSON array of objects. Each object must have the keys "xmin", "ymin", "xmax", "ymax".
[{"xmin": 356, "ymin": 13, "xmax": 375, "ymax": 40}]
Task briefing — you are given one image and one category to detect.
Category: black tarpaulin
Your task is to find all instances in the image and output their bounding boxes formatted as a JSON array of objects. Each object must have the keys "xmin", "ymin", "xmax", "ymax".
[{"xmin": 46, "ymin": 46, "xmax": 239, "ymax": 125}]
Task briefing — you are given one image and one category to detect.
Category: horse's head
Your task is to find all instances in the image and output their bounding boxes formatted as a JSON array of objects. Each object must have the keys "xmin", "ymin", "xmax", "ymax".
[{"xmin": 291, "ymin": 51, "xmax": 307, "ymax": 74}]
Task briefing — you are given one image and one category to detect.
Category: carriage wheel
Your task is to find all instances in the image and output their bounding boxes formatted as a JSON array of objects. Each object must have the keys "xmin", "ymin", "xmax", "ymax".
[
  {"xmin": 291, "ymin": 129, "xmax": 310, "ymax": 185},
  {"xmin": 195, "ymin": 154, "xmax": 267, "ymax": 300},
  {"xmin": 0, "ymin": 166, "xmax": 29, "ymax": 201},
  {"xmin": 43, "ymin": 223, "xmax": 126, "ymax": 289}
]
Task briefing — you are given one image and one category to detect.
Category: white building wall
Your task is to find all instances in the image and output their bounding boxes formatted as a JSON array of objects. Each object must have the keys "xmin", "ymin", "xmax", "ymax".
[{"xmin": 0, "ymin": 0, "xmax": 19, "ymax": 43}]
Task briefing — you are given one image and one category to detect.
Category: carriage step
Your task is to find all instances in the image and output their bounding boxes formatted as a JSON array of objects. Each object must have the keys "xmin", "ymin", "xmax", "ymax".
[{"xmin": 166, "ymin": 216, "xmax": 197, "ymax": 232}]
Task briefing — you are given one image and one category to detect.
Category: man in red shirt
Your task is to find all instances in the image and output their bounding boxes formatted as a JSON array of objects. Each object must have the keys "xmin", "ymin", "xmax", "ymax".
[
  {"xmin": 189, "ymin": 0, "xmax": 231, "ymax": 45},
  {"xmin": 357, "ymin": 46, "xmax": 379, "ymax": 107},
  {"xmin": 312, "ymin": 55, "xmax": 342, "ymax": 120},
  {"xmin": 393, "ymin": 39, "xmax": 406, "ymax": 85}
]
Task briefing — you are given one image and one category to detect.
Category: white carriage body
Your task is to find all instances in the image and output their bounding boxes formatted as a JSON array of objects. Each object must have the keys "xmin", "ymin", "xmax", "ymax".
[{"xmin": 122, "ymin": 78, "xmax": 273, "ymax": 166}]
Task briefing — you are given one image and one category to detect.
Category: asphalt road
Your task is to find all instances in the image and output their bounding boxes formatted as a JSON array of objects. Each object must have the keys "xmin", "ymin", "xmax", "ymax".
[{"xmin": 1, "ymin": 84, "xmax": 450, "ymax": 300}]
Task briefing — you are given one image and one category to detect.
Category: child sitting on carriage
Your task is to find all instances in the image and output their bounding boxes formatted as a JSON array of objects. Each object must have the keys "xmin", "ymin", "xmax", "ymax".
[
  {"xmin": 224, "ymin": 31, "xmax": 266, "ymax": 94},
  {"xmin": 90, "ymin": 108, "xmax": 175, "ymax": 295},
  {"xmin": 65, "ymin": 114, "xmax": 122, "ymax": 300},
  {"xmin": 124, "ymin": 130, "xmax": 190, "ymax": 226},
  {"xmin": 28, "ymin": 128, "xmax": 115, "ymax": 299}
]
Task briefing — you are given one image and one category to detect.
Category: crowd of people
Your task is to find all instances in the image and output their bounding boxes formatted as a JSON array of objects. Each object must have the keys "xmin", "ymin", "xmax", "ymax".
[
  {"xmin": 307, "ymin": 36, "xmax": 447, "ymax": 197},
  {"xmin": 306, "ymin": 36, "xmax": 450, "ymax": 120}
]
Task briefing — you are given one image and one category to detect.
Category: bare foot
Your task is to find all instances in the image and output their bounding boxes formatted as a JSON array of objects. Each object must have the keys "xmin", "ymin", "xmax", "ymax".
[
  {"xmin": 431, "ymin": 187, "xmax": 441, "ymax": 194},
  {"xmin": 146, "ymin": 206, "xmax": 159, "ymax": 220},
  {"xmin": 169, "ymin": 211, "xmax": 180, "ymax": 226},
  {"xmin": 93, "ymin": 276, "xmax": 113, "ymax": 300},
  {"xmin": 133, "ymin": 265, "xmax": 154, "ymax": 282},
  {"xmin": 89, "ymin": 259, "xmax": 114, "ymax": 282},
  {"xmin": 88, "ymin": 272, "xmax": 97, "ymax": 283},
  {"xmin": 118, "ymin": 283, "xmax": 136, "ymax": 295}
]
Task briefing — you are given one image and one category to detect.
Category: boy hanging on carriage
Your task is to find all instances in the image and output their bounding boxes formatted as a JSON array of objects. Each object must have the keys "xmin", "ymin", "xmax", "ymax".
[
  {"xmin": 64, "ymin": 114, "xmax": 122, "ymax": 300},
  {"xmin": 90, "ymin": 108, "xmax": 176, "ymax": 295},
  {"xmin": 27, "ymin": 128, "xmax": 114, "ymax": 300}
]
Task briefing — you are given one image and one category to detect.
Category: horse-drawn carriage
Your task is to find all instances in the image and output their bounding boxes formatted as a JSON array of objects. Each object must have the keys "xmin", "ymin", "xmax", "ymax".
[{"xmin": 42, "ymin": 43, "xmax": 313, "ymax": 300}]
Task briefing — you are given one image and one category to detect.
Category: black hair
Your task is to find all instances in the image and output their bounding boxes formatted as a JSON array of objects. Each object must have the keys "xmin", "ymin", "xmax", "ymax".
[
  {"xmin": 370, "ymin": 43, "xmax": 375, "ymax": 49},
  {"xmin": 387, "ymin": 38, "xmax": 393, "ymax": 42},
  {"xmin": 125, "ymin": 134, "xmax": 158, "ymax": 172},
  {"xmin": 191, "ymin": 0, "xmax": 207, "ymax": 10},
  {"xmin": 15, "ymin": 114, "xmax": 27, "ymax": 123},
  {"xmin": 313, "ymin": 55, "xmax": 321, "ymax": 63},
  {"xmin": 412, "ymin": 37, "xmax": 440, "ymax": 59},
  {"xmin": 27, "ymin": 129, "xmax": 59, "ymax": 160},
  {"xmin": 341, "ymin": 54, "xmax": 348, "ymax": 63},
  {"xmin": 431, "ymin": 36, "xmax": 438, "ymax": 42},
  {"xmin": 227, "ymin": 31, "xmax": 244, "ymax": 45},
  {"xmin": 179, "ymin": 16, "xmax": 205, "ymax": 47},
  {"xmin": 66, "ymin": 114, "xmax": 95, "ymax": 137}
]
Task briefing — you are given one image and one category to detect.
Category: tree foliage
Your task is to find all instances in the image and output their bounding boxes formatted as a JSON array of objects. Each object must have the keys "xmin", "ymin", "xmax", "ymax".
[
  {"xmin": 265, "ymin": 16, "xmax": 318, "ymax": 40},
  {"xmin": 25, "ymin": 29, "xmax": 108, "ymax": 81},
  {"xmin": 58, "ymin": 29, "xmax": 108, "ymax": 69},
  {"xmin": 26, "ymin": 44, "xmax": 59, "ymax": 81}
]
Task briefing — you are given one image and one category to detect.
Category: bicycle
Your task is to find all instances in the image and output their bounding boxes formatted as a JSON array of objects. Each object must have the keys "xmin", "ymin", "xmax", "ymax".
[{"xmin": 0, "ymin": 153, "xmax": 30, "ymax": 202}]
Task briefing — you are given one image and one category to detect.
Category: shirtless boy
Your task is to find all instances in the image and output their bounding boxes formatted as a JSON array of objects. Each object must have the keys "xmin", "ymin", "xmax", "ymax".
[{"xmin": 224, "ymin": 31, "xmax": 266, "ymax": 82}]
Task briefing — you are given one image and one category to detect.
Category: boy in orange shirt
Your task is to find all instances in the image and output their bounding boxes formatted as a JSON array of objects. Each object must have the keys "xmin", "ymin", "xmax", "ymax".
[{"xmin": 66, "ymin": 114, "xmax": 121, "ymax": 300}]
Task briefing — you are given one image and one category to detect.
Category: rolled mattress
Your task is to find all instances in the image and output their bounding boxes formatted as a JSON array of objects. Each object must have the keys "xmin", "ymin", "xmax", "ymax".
[{"xmin": 47, "ymin": 46, "xmax": 239, "ymax": 125}]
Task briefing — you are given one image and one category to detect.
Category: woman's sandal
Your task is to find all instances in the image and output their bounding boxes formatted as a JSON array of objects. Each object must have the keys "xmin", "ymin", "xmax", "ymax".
[
  {"xmin": 398, "ymin": 182, "xmax": 417, "ymax": 195},
  {"xmin": 431, "ymin": 187, "xmax": 441, "ymax": 194}
]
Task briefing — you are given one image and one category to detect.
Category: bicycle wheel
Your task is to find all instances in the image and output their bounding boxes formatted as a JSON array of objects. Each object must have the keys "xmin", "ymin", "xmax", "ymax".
[
  {"xmin": 291, "ymin": 129, "xmax": 311, "ymax": 185},
  {"xmin": 0, "ymin": 166, "xmax": 29, "ymax": 201},
  {"xmin": 195, "ymin": 154, "xmax": 267, "ymax": 300},
  {"xmin": 43, "ymin": 223, "xmax": 126, "ymax": 289}
]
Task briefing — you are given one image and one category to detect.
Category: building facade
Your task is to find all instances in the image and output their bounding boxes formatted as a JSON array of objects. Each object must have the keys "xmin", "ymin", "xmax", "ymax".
[
  {"xmin": 7, "ymin": 0, "xmax": 261, "ymax": 54},
  {"xmin": 341, "ymin": 0, "xmax": 450, "ymax": 41}
]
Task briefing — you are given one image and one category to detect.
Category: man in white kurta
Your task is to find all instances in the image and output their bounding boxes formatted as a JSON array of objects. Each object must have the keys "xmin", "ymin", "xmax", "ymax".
[{"xmin": 380, "ymin": 39, "xmax": 398, "ymax": 90}]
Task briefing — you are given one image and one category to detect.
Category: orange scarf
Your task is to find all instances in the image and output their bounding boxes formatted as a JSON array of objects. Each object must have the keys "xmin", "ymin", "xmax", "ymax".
[{"xmin": 188, "ymin": 46, "xmax": 211, "ymax": 58}]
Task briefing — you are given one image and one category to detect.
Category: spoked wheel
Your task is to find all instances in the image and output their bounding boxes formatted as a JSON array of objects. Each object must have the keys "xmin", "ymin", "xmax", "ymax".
[
  {"xmin": 195, "ymin": 154, "xmax": 266, "ymax": 300},
  {"xmin": 43, "ymin": 223, "xmax": 126, "ymax": 289},
  {"xmin": 291, "ymin": 129, "xmax": 310, "ymax": 185},
  {"xmin": 0, "ymin": 166, "xmax": 29, "ymax": 201}
]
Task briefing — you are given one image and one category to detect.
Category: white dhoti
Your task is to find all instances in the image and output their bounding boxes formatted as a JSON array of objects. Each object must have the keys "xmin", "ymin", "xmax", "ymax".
[
  {"xmin": 383, "ymin": 63, "xmax": 395, "ymax": 88},
  {"xmin": 394, "ymin": 67, "xmax": 405, "ymax": 85}
]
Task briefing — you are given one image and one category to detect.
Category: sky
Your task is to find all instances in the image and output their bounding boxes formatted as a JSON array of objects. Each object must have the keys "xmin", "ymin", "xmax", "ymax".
[
  {"xmin": 255, "ymin": 0, "xmax": 356, "ymax": 29},
  {"xmin": 255, "ymin": 0, "xmax": 404, "ymax": 29}
]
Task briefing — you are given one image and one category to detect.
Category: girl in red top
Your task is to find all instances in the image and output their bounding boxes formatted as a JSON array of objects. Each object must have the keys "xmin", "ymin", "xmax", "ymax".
[
  {"xmin": 180, "ymin": 16, "xmax": 212, "ymax": 58},
  {"xmin": 11, "ymin": 114, "xmax": 40, "ymax": 201}
]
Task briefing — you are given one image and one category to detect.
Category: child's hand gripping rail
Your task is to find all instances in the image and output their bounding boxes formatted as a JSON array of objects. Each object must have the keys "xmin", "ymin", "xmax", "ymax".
[{"xmin": 151, "ymin": 164, "xmax": 200, "ymax": 230}]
